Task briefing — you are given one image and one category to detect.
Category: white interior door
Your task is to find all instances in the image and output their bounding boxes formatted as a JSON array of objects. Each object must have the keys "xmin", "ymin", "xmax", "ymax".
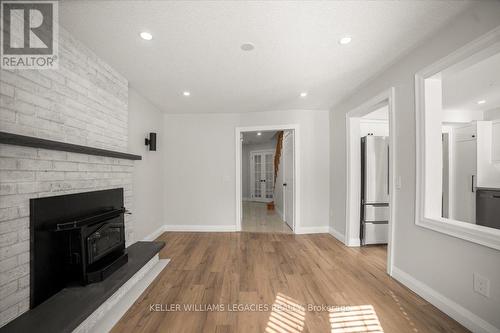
[
  {"xmin": 250, "ymin": 150, "xmax": 274, "ymax": 202},
  {"xmin": 283, "ymin": 131, "xmax": 294, "ymax": 229}
]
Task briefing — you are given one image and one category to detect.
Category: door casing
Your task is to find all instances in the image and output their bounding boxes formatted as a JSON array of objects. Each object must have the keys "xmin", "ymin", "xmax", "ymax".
[
  {"xmin": 345, "ymin": 88, "xmax": 396, "ymax": 276},
  {"xmin": 235, "ymin": 124, "xmax": 300, "ymax": 233}
]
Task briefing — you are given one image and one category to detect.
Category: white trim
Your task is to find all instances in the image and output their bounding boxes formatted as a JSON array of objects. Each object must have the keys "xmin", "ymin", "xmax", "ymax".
[
  {"xmin": 392, "ymin": 267, "xmax": 500, "ymax": 333},
  {"xmin": 295, "ymin": 226, "xmax": 329, "ymax": 234},
  {"xmin": 236, "ymin": 124, "xmax": 301, "ymax": 233},
  {"xmin": 164, "ymin": 224, "xmax": 238, "ymax": 232},
  {"xmin": 346, "ymin": 237, "xmax": 361, "ymax": 247},
  {"xmin": 328, "ymin": 227, "xmax": 345, "ymax": 243},
  {"xmin": 415, "ymin": 26, "xmax": 500, "ymax": 251},
  {"xmin": 142, "ymin": 225, "xmax": 167, "ymax": 241},
  {"xmin": 345, "ymin": 88, "xmax": 396, "ymax": 276},
  {"xmin": 242, "ymin": 197, "xmax": 252, "ymax": 202},
  {"xmin": 74, "ymin": 255, "xmax": 169, "ymax": 333}
]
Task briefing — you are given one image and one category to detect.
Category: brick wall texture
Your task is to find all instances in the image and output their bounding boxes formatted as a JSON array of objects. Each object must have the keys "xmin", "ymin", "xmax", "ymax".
[{"xmin": 0, "ymin": 28, "xmax": 133, "ymax": 327}]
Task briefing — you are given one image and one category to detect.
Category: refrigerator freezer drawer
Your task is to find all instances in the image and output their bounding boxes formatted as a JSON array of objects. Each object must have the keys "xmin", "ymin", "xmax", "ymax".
[
  {"xmin": 364, "ymin": 205, "xmax": 389, "ymax": 221},
  {"xmin": 364, "ymin": 222, "xmax": 388, "ymax": 245}
]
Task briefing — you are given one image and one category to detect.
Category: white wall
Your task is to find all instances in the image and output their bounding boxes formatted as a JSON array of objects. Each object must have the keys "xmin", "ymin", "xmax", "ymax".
[
  {"xmin": 330, "ymin": 3, "xmax": 500, "ymax": 331},
  {"xmin": 359, "ymin": 120, "xmax": 389, "ymax": 137},
  {"xmin": 444, "ymin": 109, "xmax": 484, "ymax": 123},
  {"xmin": 163, "ymin": 110, "xmax": 329, "ymax": 231},
  {"xmin": 128, "ymin": 88, "xmax": 165, "ymax": 241},
  {"xmin": 242, "ymin": 140, "xmax": 276, "ymax": 199},
  {"xmin": 484, "ymin": 108, "xmax": 500, "ymax": 121}
]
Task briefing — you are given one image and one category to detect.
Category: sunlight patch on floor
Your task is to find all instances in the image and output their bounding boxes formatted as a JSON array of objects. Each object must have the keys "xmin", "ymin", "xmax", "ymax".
[
  {"xmin": 329, "ymin": 305, "xmax": 384, "ymax": 333},
  {"xmin": 265, "ymin": 293, "xmax": 305, "ymax": 333}
]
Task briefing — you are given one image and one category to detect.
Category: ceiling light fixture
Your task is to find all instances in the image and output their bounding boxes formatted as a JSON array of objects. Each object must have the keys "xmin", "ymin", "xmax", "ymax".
[
  {"xmin": 300, "ymin": 92, "xmax": 308, "ymax": 97},
  {"xmin": 477, "ymin": 100, "xmax": 486, "ymax": 105},
  {"xmin": 140, "ymin": 32, "xmax": 153, "ymax": 40},
  {"xmin": 183, "ymin": 91, "xmax": 190, "ymax": 96},
  {"xmin": 241, "ymin": 42, "xmax": 255, "ymax": 51},
  {"xmin": 339, "ymin": 36, "xmax": 352, "ymax": 45},
  {"xmin": 257, "ymin": 132, "xmax": 262, "ymax": 136}
]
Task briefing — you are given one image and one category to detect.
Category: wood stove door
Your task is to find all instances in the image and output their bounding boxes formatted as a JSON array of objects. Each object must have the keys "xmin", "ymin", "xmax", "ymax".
[{"xmin": 86, "ymin": 217, "xmax": 125, "ymax": 265}]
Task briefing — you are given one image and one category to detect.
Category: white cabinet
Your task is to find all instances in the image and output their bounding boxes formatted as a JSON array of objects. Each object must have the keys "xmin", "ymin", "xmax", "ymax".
[
  {"xmin": 493, "ymin": 121, "xmax": 500, "ymax": 162},
  {"xmin": 451, "ymin": 126, "xmax": 476, "ymax": 223}
]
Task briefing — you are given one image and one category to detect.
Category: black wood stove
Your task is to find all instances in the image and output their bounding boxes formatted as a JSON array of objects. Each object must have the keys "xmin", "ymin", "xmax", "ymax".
[{"xmin": 30, "ymin": 188, "xmax": 128, "ymax": 308}]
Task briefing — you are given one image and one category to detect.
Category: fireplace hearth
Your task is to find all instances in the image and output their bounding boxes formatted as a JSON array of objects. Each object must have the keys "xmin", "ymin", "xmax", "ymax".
[{"xmin": 30, "ymin": 188, "xmax": 128, "ymax": 308}]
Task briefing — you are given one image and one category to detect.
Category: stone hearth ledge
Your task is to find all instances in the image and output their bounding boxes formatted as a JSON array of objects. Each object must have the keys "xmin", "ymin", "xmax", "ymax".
[{"xmin": 1, "ymin": 241, "xmax": 167, "ymax": 333}]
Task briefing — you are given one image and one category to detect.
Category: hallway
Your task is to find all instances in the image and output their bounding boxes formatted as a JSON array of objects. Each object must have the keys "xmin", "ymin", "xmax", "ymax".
[{"xmin": 241, "ymin": 202, "xmax": 293, "ymax": 233}]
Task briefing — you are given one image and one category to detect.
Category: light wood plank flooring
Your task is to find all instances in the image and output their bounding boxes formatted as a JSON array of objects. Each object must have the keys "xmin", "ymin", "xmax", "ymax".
[
  {"xmin": 242, "ymin": 201, "xmax": 292, "ymax": 233},
  {"xmin": 112, "ymin": 232, "xmax": 468, "ymax": 333}
]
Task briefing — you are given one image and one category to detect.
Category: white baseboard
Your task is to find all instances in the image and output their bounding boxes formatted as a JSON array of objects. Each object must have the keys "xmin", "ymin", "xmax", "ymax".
[
  {"xmin": 346, "ymin": 237, "xmax": 361, "ymax": 247},
  {"xmin": 326, "ymin": 227, "xmax": 361, "ymax": 247},
  {"xmin": 295, "ymin": 226, "xmax": 330, "ymax": 234},
  {"xmin": 242, "ymin": 197, "xmax": 251, "ymax": 202},
  {"xmin": 143, "ymin": 225, "xmax": 167, "ymax": 241},
  {"xmin": 392, "ymin": 267, "xmax": 499, "ymax": 333},
  {"xmin": 328, "ymin": 227, "xmax": 345, "ymax": 243},
  {"xmin": 75, "ymin": 255, "xmax": 169, "ymax": 333},
  {"xmin": 164, "ymin": 224, "xmax": 238, "ymax": 232}
]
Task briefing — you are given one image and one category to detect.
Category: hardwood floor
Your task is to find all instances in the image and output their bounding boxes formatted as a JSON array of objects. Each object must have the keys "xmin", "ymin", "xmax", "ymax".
[
  {"xmin": 242, "ymin": 202, "xmax": 293, "ymax": 233},
  {"xmin": 112, "ymin": 232, "xmax": 468, "ymax": 333}
]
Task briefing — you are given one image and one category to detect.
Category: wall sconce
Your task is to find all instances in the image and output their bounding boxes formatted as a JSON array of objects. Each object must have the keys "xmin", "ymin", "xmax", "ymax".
[{"xmin": 145, "ymin": 132, "xmax": 157, "ymax": 151}]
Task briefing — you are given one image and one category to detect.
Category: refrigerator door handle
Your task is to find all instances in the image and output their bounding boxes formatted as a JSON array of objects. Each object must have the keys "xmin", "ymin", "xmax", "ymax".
[{"xmin": 387, "ymin": 146, "xmax": 390, "ymax": 195}]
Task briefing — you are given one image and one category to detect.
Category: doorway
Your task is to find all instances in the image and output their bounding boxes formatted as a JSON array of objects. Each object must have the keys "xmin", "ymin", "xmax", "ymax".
[
  {"xmin": 236, "ymin": 125, "xmax": 300, "ymax": 233},
  {"xmin": 345, "ymin": 88, "xmax": 396, "ymax": 275}
]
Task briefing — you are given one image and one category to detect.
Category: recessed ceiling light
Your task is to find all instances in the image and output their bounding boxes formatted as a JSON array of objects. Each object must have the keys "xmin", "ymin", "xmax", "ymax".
[
  {"xmin": 300, "ymin": 92, "xmax": 308, "ymax": 97},
  {"xmin": 183, "ymin": 91, "xmax": 190, "ymax": 96},
  {"xmin": 339, "ymin": 36, "xmax": 352, "ymax": 45},
  {"xmin": 140, "ymin": 32, "xmax": 153, "ymax": 40},
  {"xmin": 257, "ymin": 132, "xmax": 262, "ymax": 136},
  {"xmin": 477, "ymin": 100, "xmax": 486, "ymax": 105},
  {"xmin": 241, "ymin": 43, "xmax": 255, "ymax": 51}
]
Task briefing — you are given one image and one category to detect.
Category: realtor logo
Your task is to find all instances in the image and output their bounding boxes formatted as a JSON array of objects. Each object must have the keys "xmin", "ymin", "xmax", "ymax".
[{"xmin": 1, "ymin": 0, "xmax": 58, "ymax": 69}]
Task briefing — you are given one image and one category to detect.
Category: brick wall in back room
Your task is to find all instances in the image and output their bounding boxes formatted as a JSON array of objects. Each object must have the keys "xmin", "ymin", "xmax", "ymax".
[{"xmin": 0, "ymin": 27, "xmax": 134, "ymax": 326}]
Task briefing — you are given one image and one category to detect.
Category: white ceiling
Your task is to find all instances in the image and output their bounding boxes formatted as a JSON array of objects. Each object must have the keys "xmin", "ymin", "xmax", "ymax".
[
  {"xmin": 443, "ymin": 51, "xmax": 500, "ymax": 114},
  {"xmin": 60, "ymin": 1, "xmax": 472, "ymax": 114},
  {"xmin": 242, "ymin": 131, "xmax": 277, "ymax": 145}
]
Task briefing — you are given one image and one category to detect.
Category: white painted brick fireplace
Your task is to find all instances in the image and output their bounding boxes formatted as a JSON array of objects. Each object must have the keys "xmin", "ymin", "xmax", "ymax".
[{"xmin": 0, "ymin": 28, "xmax": 135, "ymax": 326}]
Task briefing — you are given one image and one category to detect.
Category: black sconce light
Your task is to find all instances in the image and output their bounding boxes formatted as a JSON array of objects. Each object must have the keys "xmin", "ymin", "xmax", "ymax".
[{"xmin": 145, "ymin": 132, "xmax": 157, "ymax": 151}]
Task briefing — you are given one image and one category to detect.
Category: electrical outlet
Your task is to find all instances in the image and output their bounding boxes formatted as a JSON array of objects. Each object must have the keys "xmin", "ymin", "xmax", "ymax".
[{"xmin": 473, "ymin": 273, "xmax": 490, "ymax": 298}]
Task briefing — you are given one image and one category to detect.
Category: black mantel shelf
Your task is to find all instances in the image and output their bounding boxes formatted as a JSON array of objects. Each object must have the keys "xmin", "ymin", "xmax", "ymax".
[{"xmin": 0, "ymin": 132, "xmax": 142, "ymax": 160}]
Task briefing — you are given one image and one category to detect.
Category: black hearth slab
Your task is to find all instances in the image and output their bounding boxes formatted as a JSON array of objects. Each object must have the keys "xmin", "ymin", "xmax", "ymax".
[
  {"xmin": 0, "ymin": 131, "xmax": 142, "ymax": 160},
  {"xmin": 1, "ymin": 241, "xmax": 165, "ymax": 333}
]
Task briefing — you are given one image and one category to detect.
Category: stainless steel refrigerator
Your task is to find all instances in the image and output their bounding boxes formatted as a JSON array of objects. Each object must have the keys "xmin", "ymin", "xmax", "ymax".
[{"xmin": 361, "ymin": 135, "xmax": 389, "ymax": 245}]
